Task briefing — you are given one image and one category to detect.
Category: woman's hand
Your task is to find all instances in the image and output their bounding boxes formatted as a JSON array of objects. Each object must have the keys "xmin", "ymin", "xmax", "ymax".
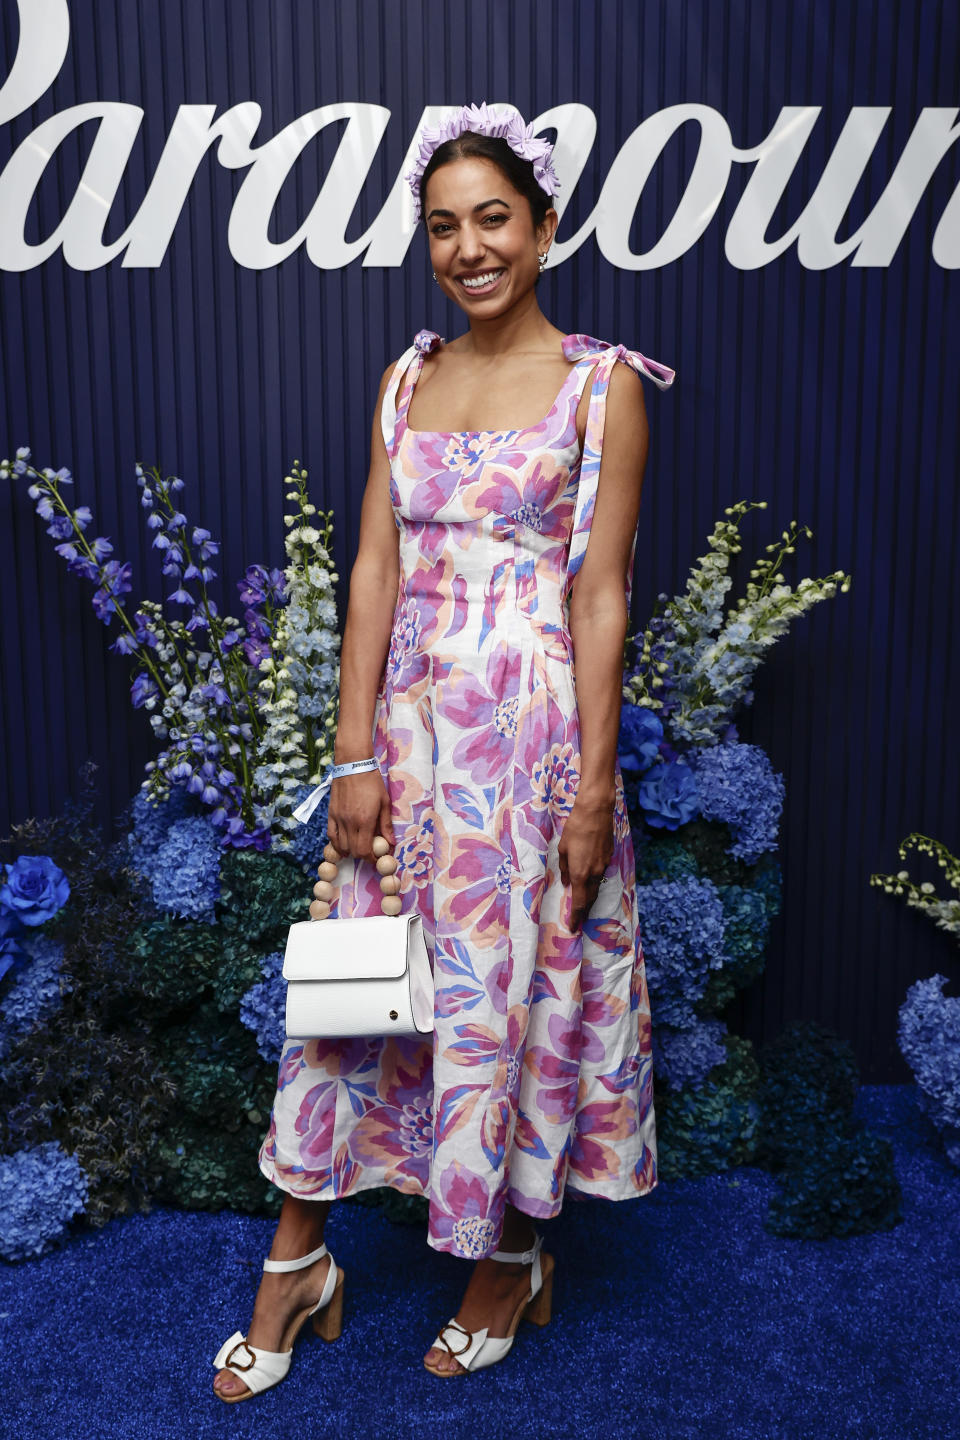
[
  {"xmin": 557, "ymin": 792, "xmax": 615, "ymax": 932},
  {"xmin": 326, "ymin": 770, "xmax": 396, "ymax": 865}
]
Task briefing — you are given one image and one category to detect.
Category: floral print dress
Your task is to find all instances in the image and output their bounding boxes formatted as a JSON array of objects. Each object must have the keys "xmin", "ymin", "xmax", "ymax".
[{"xmin": 258, "ymin": 330, "xmax": 676, "ymax": 1258}]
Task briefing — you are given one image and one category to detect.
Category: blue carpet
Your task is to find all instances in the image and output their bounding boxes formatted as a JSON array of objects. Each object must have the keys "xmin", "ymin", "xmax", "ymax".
[{"xmin": 1, "ymin": 1085, "xmax": 956, "ymax": 1440}]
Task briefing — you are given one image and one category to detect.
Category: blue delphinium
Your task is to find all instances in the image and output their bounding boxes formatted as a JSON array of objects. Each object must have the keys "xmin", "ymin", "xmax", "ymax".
[
  {"xmin": 635, "ymin": 757, "xmax": 700, "ymax": 831},
  {"xmin": 652, "ymin": 1015, "xmax": 729, "ymax": 1092},
  {"xmin": 898, "ymin": 974, "xmax": 960, "ymax": 1166},
  {"xmin": 150, "ymin": 816, "xmax": 223, "ymax": 922},
  {"xmin": 0, "ymin": 936, "xmax": 69, "ymax": 1062},
  {"xmin": 688, "ymin": 741, "xmax": 785, "ymax": 863},
  {"xmin": 239, "ymin": 950, "xmax": 287, "ymax": 1063},
  {"xmin": 0, "ymin": 1142, "xmax": 89, "ymax": 1260},
  {"xmin": 635, "ymin": 876, "xmax": 727, "ymax": 1027}
]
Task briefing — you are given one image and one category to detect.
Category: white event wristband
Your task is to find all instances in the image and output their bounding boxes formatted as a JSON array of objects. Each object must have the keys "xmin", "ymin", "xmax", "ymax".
[{"xmin": 292, "ymin": 757, "xmax": 380, "ymax": 825}]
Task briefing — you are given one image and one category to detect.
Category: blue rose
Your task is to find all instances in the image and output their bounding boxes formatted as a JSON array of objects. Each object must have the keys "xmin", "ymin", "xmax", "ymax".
[
  {"xmin": 617, "ymin": 703, "xmax": 664, "ymax": 774},
  {"xmin": 0, "ymin": 855, "xmax": 70, "ymax": 927},
  {"xmin": 636, "ymin": 757, "xmax": 700, "ymax": 830}
]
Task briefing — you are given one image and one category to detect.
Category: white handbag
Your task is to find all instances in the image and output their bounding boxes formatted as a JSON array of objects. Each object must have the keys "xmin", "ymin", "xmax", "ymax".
[{"xmin": 283, "ymin": 910, "xmax": 435, "ymax": 1040}]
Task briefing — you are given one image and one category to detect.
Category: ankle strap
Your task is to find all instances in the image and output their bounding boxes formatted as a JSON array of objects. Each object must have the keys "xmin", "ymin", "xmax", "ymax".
[
  {"xmin": 262, "ymin": 1241, "xmax": 329, "ymax": 1273},
  {"xmin": 491, "ymin": 1231, "xmax": 542, "ymax": 1265}
]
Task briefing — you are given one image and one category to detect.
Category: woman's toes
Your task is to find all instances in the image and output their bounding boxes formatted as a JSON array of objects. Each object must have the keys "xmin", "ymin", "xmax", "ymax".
[{"xmin": 214, "ymin": 1371, "xmax": 248, "ymax": 1399}]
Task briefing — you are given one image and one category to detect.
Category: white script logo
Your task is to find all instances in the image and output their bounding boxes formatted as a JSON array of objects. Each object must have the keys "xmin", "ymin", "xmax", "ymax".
[{"xmin": 0, "ymin": 0, "xmax": 957, "ymax": 272}]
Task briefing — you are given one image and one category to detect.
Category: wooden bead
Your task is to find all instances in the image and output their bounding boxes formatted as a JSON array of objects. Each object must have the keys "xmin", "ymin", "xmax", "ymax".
[
  {"xmin": 379, "ymin": 874, "xmax": 400, "ymax": 896},
  {"xmin": 313, "ymin": 880, "xmax": 334, "ymax": 902},
  {"xmin": 316, "ymin": 860, "xmax": 338, "ymax": 881},
  {"xmin": 372, "ymin": 835, "xmax": 391, "ymax": 858},
  {"xmin": 380, "ymin": 895, "xmax": 403, "ymax": 916},
  {"xmin": 376, "ymin": 854, "xmax": 398, "ymax": 876},
  {"xmin": 309, "ymin": 899, "xmax": 331, "ymax": 920},
  {"xmin": 323, "ymin": 842, "xmax": 342, "ymax": 864}
]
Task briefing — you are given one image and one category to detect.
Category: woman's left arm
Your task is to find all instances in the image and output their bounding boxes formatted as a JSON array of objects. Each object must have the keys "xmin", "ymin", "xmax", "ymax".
[{"xmin": 562, "ymin": 362, "xmax": 650, "ymax": 930}]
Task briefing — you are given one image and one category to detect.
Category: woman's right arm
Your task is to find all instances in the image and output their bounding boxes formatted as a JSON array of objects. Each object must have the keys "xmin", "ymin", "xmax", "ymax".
[{"xmin": 325, "ymin": 363, "xmax": 401, "ymax": 862}]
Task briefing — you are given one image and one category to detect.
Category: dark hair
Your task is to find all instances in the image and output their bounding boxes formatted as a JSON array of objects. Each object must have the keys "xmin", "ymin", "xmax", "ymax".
[{"xmin": 420, "ymin": 132, "xmax": 552, "ymax": 232}]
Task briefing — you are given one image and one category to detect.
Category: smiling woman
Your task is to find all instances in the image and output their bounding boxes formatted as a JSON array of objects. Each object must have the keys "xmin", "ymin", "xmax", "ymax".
[{"xmin": 212, "ymin": 102, "xmax": 675, "ymax": 1403}]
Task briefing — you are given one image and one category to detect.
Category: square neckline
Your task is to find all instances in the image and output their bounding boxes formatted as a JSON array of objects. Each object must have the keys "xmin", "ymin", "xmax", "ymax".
[{"xmin": 401, "ymin": 338, "xmax": 587, "ymax": 440}]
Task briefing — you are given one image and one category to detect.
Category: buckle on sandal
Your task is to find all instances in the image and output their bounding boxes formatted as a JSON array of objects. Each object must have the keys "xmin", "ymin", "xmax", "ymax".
[
  {"xmin": 439, "ymin": 1322, "xmax": 473, "ymax": 1358},
  {"xmin": 225, "ymin": 1338, "xmax": 257, "ymax": 1371}
]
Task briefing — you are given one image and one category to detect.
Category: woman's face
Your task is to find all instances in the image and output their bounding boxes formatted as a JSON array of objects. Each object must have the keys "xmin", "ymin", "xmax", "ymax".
[{"xmin": 423, "ymin": 156, "xmax": 555, "ymax": 315}]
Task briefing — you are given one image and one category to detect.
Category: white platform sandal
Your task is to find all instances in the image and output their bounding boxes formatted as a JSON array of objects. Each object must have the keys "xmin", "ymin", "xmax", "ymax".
[
  {"xmin": 212, "ymin": 1241, "xmax": 344, "ymax": 1403},
  {"xmin": 424, "ymin": 1231, "xmax": 554, "ymax": 1377}
]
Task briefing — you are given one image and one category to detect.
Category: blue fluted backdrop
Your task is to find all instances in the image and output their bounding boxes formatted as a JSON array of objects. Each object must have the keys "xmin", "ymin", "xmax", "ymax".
[{"xmin": 0, "ymin": 0, "xmax": 958, "ymax": 1081}]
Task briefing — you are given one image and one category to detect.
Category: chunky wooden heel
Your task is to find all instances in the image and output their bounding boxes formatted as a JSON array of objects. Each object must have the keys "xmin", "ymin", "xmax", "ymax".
[
  {"xmin": 523, "ymin": 1252, "xmax": 554, "ymax": 1327},
  {"xmin": 212, "ymin": 1242, "xmax": 343, "ymax": 1402},
  {"xmin": 424, "ymin": 1232, "xmax": 554, "ymax": 1376},
  {"xmin": 313, "ymin": 1268, "xmax": 345, "ymax": 1342}
]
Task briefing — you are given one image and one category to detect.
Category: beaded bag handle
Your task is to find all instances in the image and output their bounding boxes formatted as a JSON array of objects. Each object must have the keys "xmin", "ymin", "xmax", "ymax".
[{"xmin": 309, "ymin": 834, "xmax": 401, "ymax": 920}]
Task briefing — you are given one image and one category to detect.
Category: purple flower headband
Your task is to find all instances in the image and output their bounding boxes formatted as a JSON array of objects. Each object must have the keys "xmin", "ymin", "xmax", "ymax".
[{"xmin": 405, "ymin": 102, "xmax": 560, "ymax": 222}]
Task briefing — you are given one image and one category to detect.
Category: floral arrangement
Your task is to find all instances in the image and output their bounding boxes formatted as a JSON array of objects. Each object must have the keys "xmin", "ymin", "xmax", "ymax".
[
  {"xmin": 2, "ymin": 450, "xmax": 340, "ymax": 849},
  {"xmin": 625, "ymin": 500, "xmax": 851, "ymax": 744},
  {"xmin": 612, "ymin": 503, "xmax": 895, "ymax": 1235},
  {"xmin": 0, "ymin": 844, "xmax": 89, "ymax": 1258},
  {"xmin": 1, "ymin": 468, "xmax": 893, "ymax": 1254},
  {"xmin": 614, "ymin": 502, "xmax": 845, "ymax": 1123},
  {"xmin": 871, "ymin": 834, "xmax": 960, "ymax": 1166}
]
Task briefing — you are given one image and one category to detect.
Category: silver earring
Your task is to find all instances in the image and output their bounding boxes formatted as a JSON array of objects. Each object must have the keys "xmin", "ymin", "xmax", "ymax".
[
  {"xmin": 432, "ymin": 270, "xmax": 439, "ymax": 284},
  {"xmin": 538, "ymin": 252, "xmax": 548, "ymax": 272}
]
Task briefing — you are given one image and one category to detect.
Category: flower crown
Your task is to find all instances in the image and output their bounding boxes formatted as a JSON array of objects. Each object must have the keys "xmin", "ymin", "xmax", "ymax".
[{"xmin": 405, "ymin": 102, "xmax": 560, "ymax": 222}]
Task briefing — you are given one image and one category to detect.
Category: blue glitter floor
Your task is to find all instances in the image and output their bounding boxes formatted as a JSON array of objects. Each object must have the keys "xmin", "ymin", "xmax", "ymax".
[{"xmin": 1, "ymin": 1085, "xmax": 956, "ymax": 1440}]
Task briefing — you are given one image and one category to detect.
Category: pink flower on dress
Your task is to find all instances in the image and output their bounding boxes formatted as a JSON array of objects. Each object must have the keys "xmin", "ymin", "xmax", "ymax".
[
  {"xmin": 438, "ymin": 643, "xmax": 521, "ymax": 786},
  {"xmin": 349, "ymin": 1040, "xmax": 434, "ymax": 1189},
  {"xmin": 276, "ymin": 1042, "xmax": 305, "ymax": 1091},
  {"xmin": 294, "ymin": 1080, "xmax": 338, "ymax": 1166},
  {"xmin": 530, "ymin": 742, "xmax": 580, "ymax": 816},
  {"xmin": 387, "ymin": 553, "xmax": 462, "ymax": 691},
  {"xmin": 437, "ymin": 801, "xmax": 513, "ymax": 948},
  {"xmin": 470, "ymin": 458, "xmax": 568, "ymax": 536},
  {"xmin": 525, "ymin": 1011, "xmax": 581, "ymax": 1125},
  {"xmin": 441, "ymin": 432, "xmax": 512, "ymax": 479},
  {"xmin": 429, "ymin": 1159, "xmax": 498, "ymax": 1256},
  {"xmin": 385, "ymin": 595, "xmax": 434, "ymax": 693},
  {"xmin": 579, "ymin": 956, "xmax": 629, "ymax": 1064},
  {"xmin": 570, "ymin": 1092, "xmax": 637, "ymax": 1182}
]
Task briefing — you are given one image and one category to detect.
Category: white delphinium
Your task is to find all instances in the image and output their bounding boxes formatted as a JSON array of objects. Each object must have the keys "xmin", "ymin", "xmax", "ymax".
[
  {"xmin": 252, "ymin": 461, "xmax": 340, "ymax": 836},
  {"xmin": 626, "ymin": 501, "xmax": 852, "ymax": 746}
]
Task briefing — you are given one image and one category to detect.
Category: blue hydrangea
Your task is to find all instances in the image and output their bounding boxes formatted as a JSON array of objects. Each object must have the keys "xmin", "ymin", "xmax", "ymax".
[
  {"xmin": 0, "ymin": 935, "xmax": 69, "ymax": 1062},
  {"xmin": 239, "ymin": 950, "xmax": 286, "ymax": 1062},
  {"xmin": 0, "ymin": 1142, "xmax": 88, "ymax": 1260},
  {"xmin": 0, "ymin": 911, "xmax": 27, "ymax": 984},
  {"xmin": 126, "ymin": 787, "xmax": 197, "ymax": 875},
  {"xmin": 617, "ymin": 703, "xmax": 663, "ymax": 774},
  {"xmin": 284, "ymin": 785, "xmax": 331, "ymax": 873},
  {"xmin": 635, "ymin": 757, "xmax": 700, "ymax": 830},
  {"xmin": 898, "ymin": 974, "xmax": 960, "ymax": 1165},
  {"xmin": 688, "ymin": 741, "xmax": 784, "ymax": 863},
  {"xmin": 635, "ymin": 876, "xmax": 727, "ymax": 1027},
  {"xmin": 150, "ymin": 816, "xmax": 223, "ymax": 921},
  {"xmin": 652, "ymin": 1015, "xmax": 729, "ymax": 1092}
]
